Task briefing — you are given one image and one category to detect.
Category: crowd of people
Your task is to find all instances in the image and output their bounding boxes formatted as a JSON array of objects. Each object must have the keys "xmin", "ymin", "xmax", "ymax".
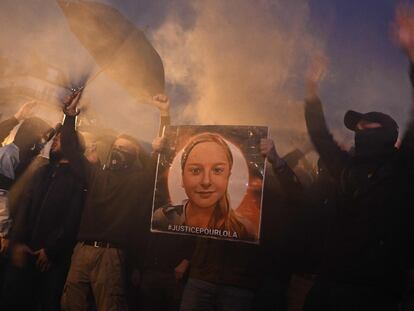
[{"xmin": 1, "ymin": 5, "xmax": 414, "ymax": 311}]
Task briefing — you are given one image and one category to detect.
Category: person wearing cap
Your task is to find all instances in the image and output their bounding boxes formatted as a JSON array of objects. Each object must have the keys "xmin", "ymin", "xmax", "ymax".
[{"xmin": 301, "ymin": 9, "xmax": 414, "ymax": 311}]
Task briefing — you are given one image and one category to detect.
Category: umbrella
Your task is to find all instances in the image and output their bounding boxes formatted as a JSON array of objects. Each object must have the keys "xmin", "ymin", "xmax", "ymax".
[{"xmin": 56, "ymin": 0, "xmax": 165, "ymax": 104}]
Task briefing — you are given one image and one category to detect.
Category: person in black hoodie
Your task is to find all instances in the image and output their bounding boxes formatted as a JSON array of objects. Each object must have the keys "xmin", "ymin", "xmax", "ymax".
[
  {"xmin": 302, "ymin": 7, "xmax": 414, "ymax": 310},
  {"xmin": 1, "ymin": 91, "xmax": 85, "ymax": 311}
]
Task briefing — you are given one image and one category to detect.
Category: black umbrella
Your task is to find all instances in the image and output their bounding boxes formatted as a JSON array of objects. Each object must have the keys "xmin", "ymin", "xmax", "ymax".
[{"xmin": 57, "ymin": 0, "xmax": 165, "ymax": 104}]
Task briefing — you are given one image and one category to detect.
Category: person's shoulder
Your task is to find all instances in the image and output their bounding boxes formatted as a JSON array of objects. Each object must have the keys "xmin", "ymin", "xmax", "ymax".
[
  {"xmin": 153, "ymin": 202, "xmax": 185, "ymax": 228},
  {"xmin": 154, "ymin": 202, "xmax": 185, "ymax": 218},
  {"xmin": 0, "ymin": 144, "xmax": 19, "ymax": 159}
]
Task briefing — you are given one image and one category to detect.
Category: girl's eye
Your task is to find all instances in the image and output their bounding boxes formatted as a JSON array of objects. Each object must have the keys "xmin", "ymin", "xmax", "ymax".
[
  {"xmin": 213, "ymin": 167, "xmax": 224, "ymax": 174},
  {"xmin": 190, "ymin": 167, "xmax": 201, "ymax": 175}
]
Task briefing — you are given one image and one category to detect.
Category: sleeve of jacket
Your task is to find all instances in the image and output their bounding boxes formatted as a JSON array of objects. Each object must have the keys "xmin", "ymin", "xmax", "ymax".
[
  {"xmin": 282, "ymin": 149, "xmax": 305, "ymax": 170},
  {"xmin": 271, "ymin": 161, "xmax": 304, "ymax": 203},
  {"xmin": 304, "ymin": 96, "xmax": 349, "ymax": 180},
  {"xmin": 9, "ymin": 167, "xmax": 42, "ymax": 244},
  {"xmin": 0, "ymin": 117, "xmax": 19, "ymax": 142},
  {"xmin": 60, "ymin": 114, "xmax": 91, "ymax": 186}
]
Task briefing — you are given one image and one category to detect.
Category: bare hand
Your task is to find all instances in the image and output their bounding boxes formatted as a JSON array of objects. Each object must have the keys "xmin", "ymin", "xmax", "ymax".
[
  {"xmin": 260, "ymin": 139, "xmax": 279, "ymax": 162},
  {"xmin": 0, "ymin": 237, "xmax": 9, "ymax": 254},
  {"xmin": 306, "ymin": 55, "xmax": 328, "ymax": 97},
  {"xmin": 393, "ymin": 4, "xmax": 414, "ymax": 62},
  {"xmin": 63, "ymin": 90, "xmax": 83, "ymax": 116},
  {"xmin": 260, "ymin": 138, "xmax": 286, "ymax": 170},
  {"xmin": 33, "ymin": 248, "xmax": 51, "ymax": 272},
  {"xmin": 152, "ymin": 94, "xmax": 170, "ymax": 115},
  {"xmin": 174, "ymin": 259, "xmax": 190, "ymax": 281},
  {"xmin": 14, "ymin": 101, "xmax": 37, "ymax": 121}
]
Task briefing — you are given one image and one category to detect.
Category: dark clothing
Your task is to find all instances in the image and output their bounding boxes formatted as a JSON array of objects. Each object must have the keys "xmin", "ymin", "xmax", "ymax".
[
  {"xmin": 139, "ymin": 269, "xmax": 185, "ymax": 311},
  {"xmin": 139, "ymin": 158, "xmax": 195, "ymax": 310},
  {"xmin": 180, "ymin": 278, "xmax": 254, "ymax": 311},
  {"xmin": 143, "ymin": 233, "xmax": 194, "ymax": 272},
  {"xmin": 0, "ymin": 173, "xmax": 13, "ymax": 190},
  {"xmin": 2, "ymin": 114, "xmax": 84, "ymax": 311},
  {"xmin": 2, "ymin": 256, "xmax": 70, "ymax": 311},
  {"xmin": 76, "ymin": 166, "xmax": 150, "ymax": 250},
  {"xmin": 11, "ymin": 115, "xmax": 85, "ymax": 261},
  {"xmin": 257, "ymin": 161, "xmax": 306, "ymax": 277},
  {"xmin": 63, "ymin": 121, "xmax": 158, "ymax": 253},
  {"xmin": 190, "ymin": 238, "xmax": 261, "ymax": 290},
  {"xmin": 303, "ymin": 279, "xmax": 399, "ymax": 311},
  {"xmin": 303, "ymin": 66, "xmax": 414, "ymax": 308},
  {"xmin": 11, "ymin": 161, "xmax": 85, "ymax": 260},
  {"xmin": 63, "ymin": 118, "xmax": 161, "ymax": 311},
  {"xmin": 188, "ymin": 162, "xmax": 303, "ymax": 291}
]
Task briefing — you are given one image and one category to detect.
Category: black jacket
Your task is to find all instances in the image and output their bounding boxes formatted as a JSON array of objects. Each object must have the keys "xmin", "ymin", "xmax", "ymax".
[
  {"xmin": 11, "ymin": 115, "xmax": 85, "ymax": 262},
  {"xmin": 63, "ymin": 121, "xmax": 161, "ymax": 254},
  {"xmin": 11, "ymin": 162, "xmax": 85, "ymax": 261},
  {"xmin": 304, "ymin": 67, "xmax": 414, "ymax": 291}
]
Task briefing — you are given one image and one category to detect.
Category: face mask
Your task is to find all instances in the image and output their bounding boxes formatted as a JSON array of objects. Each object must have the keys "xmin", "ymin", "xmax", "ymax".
[
  {"xmin": 108, "ymin": 148, "xmax": 136, "ymax": 170},
  {"xmin": 354, "ymin": 127, "xmax": 397, "ymax": 157}
]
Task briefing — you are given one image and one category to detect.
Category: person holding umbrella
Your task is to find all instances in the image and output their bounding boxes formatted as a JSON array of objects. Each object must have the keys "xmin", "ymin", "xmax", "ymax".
[{"xmin": 61, "ymin": 94, "xmax": 170, "ymax": 311}]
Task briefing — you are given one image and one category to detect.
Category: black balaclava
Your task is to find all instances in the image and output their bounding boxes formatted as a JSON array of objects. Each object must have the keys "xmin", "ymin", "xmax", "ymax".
[
  {"xmin": 344, "ymin": 110, "xmax": 398, "ymax": 157},
  {"xmin": 107, "ymin": 148, "xmax": 136, "ymax": 170},
  {"xmin": 354, "ymin": 127, "xmax": 398, "ymax": 157}
]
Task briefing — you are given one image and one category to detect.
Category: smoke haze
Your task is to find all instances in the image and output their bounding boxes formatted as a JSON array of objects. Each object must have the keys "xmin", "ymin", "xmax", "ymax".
[{"xmin": 0, "ymin": 0, "xmax": 411, "ymax": 159}]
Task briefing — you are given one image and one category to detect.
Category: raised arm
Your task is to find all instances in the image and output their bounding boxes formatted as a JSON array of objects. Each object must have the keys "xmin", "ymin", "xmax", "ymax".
[
  {"xmin": 304, "ymin": 57, "xmax": 349, "ymax": 180},
  {"xmin": 0, "ymin": 118, "xmax": 18, "ymax": 143},
  {"xmin": 0, "ymin": 101, "xmax": 36, "ymax": 142},
  {"xmin": 150, "ymin": 94, "xmax": 172, "ymax": 167},
  {"xmin": 260, "ymin": 139, "xmax": 304, "ymax": 200},
  {"xmin": 60, "ymin": 91, "xmax": 91, "ymax": 185},
  {"xmin": 152, "ymin": 94, "xmax": 171, "ymax": 135}
]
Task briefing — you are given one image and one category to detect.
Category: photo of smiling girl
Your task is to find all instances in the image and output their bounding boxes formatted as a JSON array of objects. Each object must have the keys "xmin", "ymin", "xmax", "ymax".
[{"xmin": 152, "ymin": 132, "xmax": 255, "ymax": 240}]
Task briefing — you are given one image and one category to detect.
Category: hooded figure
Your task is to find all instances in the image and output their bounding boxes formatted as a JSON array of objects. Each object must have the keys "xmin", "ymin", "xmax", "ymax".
[{"xmin": 303, "ymin": 72, "xmax": 414, "ymax": 310}]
